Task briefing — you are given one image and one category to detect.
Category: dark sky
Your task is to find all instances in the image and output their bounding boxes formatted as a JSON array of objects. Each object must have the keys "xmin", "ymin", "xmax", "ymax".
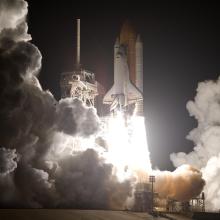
[{"xmin": 26, "ymin": 0, "xmax": 220, "ymax": 171}]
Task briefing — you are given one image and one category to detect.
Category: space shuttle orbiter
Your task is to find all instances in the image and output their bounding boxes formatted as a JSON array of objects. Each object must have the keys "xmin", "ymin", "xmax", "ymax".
[{"xmin": 103, "ymin": 21, "xmax": 144, "ymax": 116}]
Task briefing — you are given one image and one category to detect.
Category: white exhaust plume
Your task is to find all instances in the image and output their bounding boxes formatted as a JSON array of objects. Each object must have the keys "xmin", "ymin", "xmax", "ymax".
[
  {"xmin": 0, "ymin": 0, "xmax": 205, "ymax": 209},
  {"xmin": 171, "ymin": 77, "xmax": 220, "ymax": 210}
]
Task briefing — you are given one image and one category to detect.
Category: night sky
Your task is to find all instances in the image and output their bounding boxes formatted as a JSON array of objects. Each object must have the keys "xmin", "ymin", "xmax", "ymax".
[{"xmin": 26, "ymin": 0, "xmax": 220, "ymax": 171}]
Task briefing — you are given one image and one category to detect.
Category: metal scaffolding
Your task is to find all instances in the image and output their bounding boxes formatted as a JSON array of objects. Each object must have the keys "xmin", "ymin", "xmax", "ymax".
[{"xmin": 60, "ymin": 69, "xmax": 98, "ymax": 107}]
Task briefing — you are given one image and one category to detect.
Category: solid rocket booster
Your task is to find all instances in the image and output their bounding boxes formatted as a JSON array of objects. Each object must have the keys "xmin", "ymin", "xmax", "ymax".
[
  {"xmin": 135, "ymin": 35, "xmax": 144, "ymax": 115},
  {"xmin": 103, "ymin": 22, "xmax": 144, "ymax": 115}
]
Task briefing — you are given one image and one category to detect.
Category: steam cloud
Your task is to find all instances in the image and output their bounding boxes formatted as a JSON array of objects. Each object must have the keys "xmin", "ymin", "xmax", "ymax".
[
  {"xmin": 0, "ymin": 148, "xmax": 18, "ymax": 175},
  {"xmin": 0, "ymin": 0, "xmax": 205, "ymax": 209},
  {"xmin": 154, "ymin": 165, "xmax": 205, "ymax": 202},
  {"xmin": 171, "ymin": 77, "xmax": 220, "ymax": 210},
  {"xmin": 0, "ymin": 0, "xmax": 131, "ymax": 208}
]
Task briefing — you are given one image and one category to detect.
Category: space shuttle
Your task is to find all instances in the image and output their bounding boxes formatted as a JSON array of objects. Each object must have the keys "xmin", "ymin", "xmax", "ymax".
[{"xmin": 103, "ymin": 21, "xmax": 144, "ymax": 116}]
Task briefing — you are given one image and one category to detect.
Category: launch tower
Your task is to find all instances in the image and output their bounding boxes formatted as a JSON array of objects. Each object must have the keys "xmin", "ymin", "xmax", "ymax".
[{"xmin": 60, "ymin": 19, "xmax": 98, "ymax": 107}]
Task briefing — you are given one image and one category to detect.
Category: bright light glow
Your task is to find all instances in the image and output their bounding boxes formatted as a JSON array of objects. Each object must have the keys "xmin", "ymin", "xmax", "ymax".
[
  {"xmin": 103, "ymin": 112, "xmax": 152, "ymax": 181},
  {"xmin": 55, "ymin": 111, "xmax": 152, "ymax": 183}
]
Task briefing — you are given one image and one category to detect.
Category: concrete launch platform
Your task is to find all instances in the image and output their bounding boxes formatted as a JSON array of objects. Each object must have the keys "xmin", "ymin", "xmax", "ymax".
[
  {"xmin": 0, "ymin": 209, "xmax": 186, "ymax": 220},
  {"xmin": 0, "ymin": 209, "xmax": 219, "ymax": 220}
]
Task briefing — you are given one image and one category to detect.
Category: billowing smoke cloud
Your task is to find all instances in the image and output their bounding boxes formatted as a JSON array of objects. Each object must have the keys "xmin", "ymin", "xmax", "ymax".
[
  {"xmin": 55, "ymin": 149, "xmax": 131, "ymax": 209},
  {"xmin": 0, "ymin": 0, "xmax": 30, "ymax": 41},
  {"xmin": 154, "ymin": 165, "xmax": 205, "ymax": 201},
  {"xmin": 0, "ymin": 147, "xmax": 18, "ymax": 175},
  {"xmin": 0, "ymin": 0, "xmax": 132, "ymax": 208},
  {"xmin": 171, "ymin": 77, "xmax": 220, "ymax": 210}
]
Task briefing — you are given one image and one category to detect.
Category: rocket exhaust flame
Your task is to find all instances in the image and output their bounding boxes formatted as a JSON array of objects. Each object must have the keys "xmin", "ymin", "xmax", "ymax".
[{"xmin": 103, "ymin": 113, "xmax": 152, "ymax": 181}]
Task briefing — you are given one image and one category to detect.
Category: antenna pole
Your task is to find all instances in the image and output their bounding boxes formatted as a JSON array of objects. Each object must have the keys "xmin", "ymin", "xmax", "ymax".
[{"xmin": 76, "ymin": 19, "xmax": 80, "ymax": 69}]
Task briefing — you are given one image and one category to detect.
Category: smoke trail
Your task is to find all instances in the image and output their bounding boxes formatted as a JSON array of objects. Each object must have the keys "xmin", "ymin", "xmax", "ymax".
[
  {"xmin": 170, "ymin": 77, "xmax": 220, "ymax": 210},
  {"xmin": 0, "ymin": 0, "xmax": 132, "ymax": 208}
]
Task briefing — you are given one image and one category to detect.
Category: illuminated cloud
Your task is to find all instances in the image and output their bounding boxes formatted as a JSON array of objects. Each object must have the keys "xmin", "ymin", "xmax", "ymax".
[{"xmin": 171, "ymin": 77, "xmax": 220, "ymax": 210}]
